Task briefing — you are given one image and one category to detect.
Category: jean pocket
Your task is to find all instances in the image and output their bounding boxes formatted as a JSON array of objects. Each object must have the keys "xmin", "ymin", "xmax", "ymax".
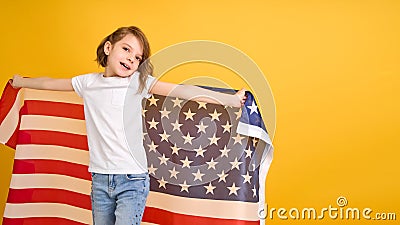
[{"xmin": 126, "ymin": 174, "xmax": 147, "ymax": 181}]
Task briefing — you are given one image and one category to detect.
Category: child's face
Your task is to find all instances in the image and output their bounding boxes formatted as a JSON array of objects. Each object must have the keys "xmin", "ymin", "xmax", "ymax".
[{"xmin": 104, "ymin": 34, "xmax": 143, "ymax": 77}]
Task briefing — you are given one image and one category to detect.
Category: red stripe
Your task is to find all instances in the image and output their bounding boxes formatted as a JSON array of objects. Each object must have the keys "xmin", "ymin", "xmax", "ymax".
[
  {"xmin": 0, "ymin": 82, "xmax": 20, "ymax": 124},
  {"xmin": 143, "ymin": 206, "xmax": 259, "ymax": 225},
  {"xmin": 13, "ymin": 159, "xmax": 90, "ymax": 180},
  {"xmin": 18, "ymin": 130, "xmax": 88, "ymax": 150},
  {"xmin": 5, "ymin": 119, "xmax": 20, "ymax": 149},
  {"xmin": 21, "ymin": 100, "xmax": 84, "ymax": 120},
  {"xmin": 7, "ymin": 188, "xmax": 91, "ymax": 210},
  {"xmin": 2, "ymin": 217, "xmax": 88, "ymax": 225}
]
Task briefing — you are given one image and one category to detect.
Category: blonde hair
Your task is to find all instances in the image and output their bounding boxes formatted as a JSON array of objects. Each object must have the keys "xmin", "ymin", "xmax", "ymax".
[{"xmin": 96, "ymin": 26, "xmax": 153, "ymax": 93}]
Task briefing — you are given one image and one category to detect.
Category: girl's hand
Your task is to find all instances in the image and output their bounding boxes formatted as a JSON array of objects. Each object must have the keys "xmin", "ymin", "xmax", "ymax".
[
  {"xmin": 235, "ymin": 88, "xmax": 247, "ymax": 107},
  {"xmin": 10, "ymin": 75, "xmax": 23, "ymax": 88}
]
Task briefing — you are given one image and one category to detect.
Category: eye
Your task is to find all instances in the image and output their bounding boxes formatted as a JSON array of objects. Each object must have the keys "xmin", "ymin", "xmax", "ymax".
[
  {"xmin": 123, "ymin": 47, "xmax": 130, "ymax": 52},
  {"xmin": 136, "ymin": 56, "xmax": 142, "ymax": 62}
]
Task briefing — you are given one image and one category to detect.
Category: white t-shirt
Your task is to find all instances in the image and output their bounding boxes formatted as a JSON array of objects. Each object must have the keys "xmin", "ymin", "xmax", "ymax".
[{"xmin": 71, "ymin": 72, "xmax": 156, "ymax": 174}]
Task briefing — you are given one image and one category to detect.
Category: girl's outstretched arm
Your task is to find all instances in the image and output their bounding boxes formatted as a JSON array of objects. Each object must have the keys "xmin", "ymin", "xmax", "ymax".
[
  {"xmin": 150, "ymin": 80, "xmax": 246, "ymax": 108},
  {"xmin": 10, "ymin": 75, "xmax": 73, "ymax": 91}
]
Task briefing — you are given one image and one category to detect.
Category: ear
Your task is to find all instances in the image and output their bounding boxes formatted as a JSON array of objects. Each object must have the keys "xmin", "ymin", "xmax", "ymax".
[{"xmin": 104, "ymin": 41, "xmax": 112, "ymax": 55}]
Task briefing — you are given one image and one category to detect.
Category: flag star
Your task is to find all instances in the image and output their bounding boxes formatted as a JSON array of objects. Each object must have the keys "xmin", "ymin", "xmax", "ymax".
[
  {"xmin": 235, "ymin": 108, "xmax": 242, "ymax": 120},
  {"xmin": 170, "ymin": 143, "xmax": 180, "ymax": 155},
  {"xmin": 195, "ymin": 121, "xmax": 208, "ymax": 133},
  {"xmin": 171, "ymin": 120, "xmax": 183, "ymax": 131},
  {"xmin": 159, "ymin": 131, "xmax": 170, "ymax": 142},
  {"xmin": 247, "ymin": 101, "xmax": 258, "ymax": 115},
  {"xmin": 180, "ymin": 156, "xmax": 193, "ymax": 168},
  {"xmin": 160, "ymin": 107, "xmax": 171, "ymax": 119},
  {"xmin": 182, "ymin": 132, "xmax": 195, "ymax": 145},
  {"xmin": 252, "ymin": 138, "xmax": 258, "ymax": 147},
  {"xmin": 204, "ymin": 182, "xmax": 216, "ymax": 195},
  {"xmin": 217, "ymin": 170, "xmax": 228, "ymax": 183},
  {"xmin": 158, "ymin": 153, "xmax": 169, "ymax": 165},
  {"xmin": 230, "ymin": 157, "xmax": 243, "ymax": 170},
  {"xmin": 252, "ymin": 186, "xmax": 257, "ymax": 197},
  {"xmin": 148, "ymin": 164, "xmax": 157, "ymax": 176},
  {"xmin": 232, "ymin": 133, "xmax": 245, "ymax": 145},
  {"xmin": 197, "ymin": 101, "xmax": 207, "ymax": 109},
  {"xmin": 183, "ymin": 108, "xmax": 196, "ymax": 121},
  {"xmin": 206, "ymin": 158, "xmax": 218, "ymax": 170},
  {"xmin": 227, "ymin": 183, "xmax": 241, "ymax": 196},
  {"xmin": 194, "ymin": 145, "xmax": 206, "ymax": 157},
  {"xmin": 147, "ymin": 141, "xmax": 158, "ymax": 152},
  {"xmin": 171, "ymin": 97, "xmax": 183, "ymax": 108},
  {"xmin": 148, "ymin": 95, "xmax": 159, "ymax": 106},
  {"xmin": 147, "ymin": 118, "xmax": 159, "ymax": 130},
  {"xmin": 179, "ymin": 180, "xmax": 191, "ymax": 193},
  {"xmin": 219, "ymin": 146, "xmax": 231, "ymax": 158},
  {"xmin": 251, "ymin": 163, "xmax": 256, "ymax": 171},
  {"xmin": 208, "ymin": 134, "xmax": 220, "ymax": 146},
  {"xmin": 244, "ymin": 147, "xmax": 253, "ymax": 158},
  {"xmin": 142, "ymin": 132, "xmax": 147, "ymax": 140},
  {"xmin": 209, "ymin": 109, "xmax": 222, "ymax": 121},
  {"xmin": 158, "ymin": 177, "xmax": 168, "ymax": 189},
  {"xmin": 242, "ymin": 171, "xmax": 252, "ymax": 184},
  {"xmin": 168, "ymin": 166, "xmax": 180, "ymax": 179},
  {"xmin": 142, "ymin": 109, "xmax": 147, "ymax": 117},
  {"xmin": 221, "ymin": 121, "xmax": 232, "ymax": 133},
  {"xmin": 192, "ymin": 169, "xmax": 205, "ymax": 182}
]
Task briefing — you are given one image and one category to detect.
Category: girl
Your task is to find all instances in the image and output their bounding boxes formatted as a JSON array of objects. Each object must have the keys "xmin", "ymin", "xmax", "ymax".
[{"xmin": 10, "ymin": 26, "xmax": 246, "ymax": 225}]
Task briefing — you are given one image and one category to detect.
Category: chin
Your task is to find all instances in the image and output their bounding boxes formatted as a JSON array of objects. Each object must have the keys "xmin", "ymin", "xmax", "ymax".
[{"xmin": 117, "ymin": 71, "xmax": 134, "ymax": 78}]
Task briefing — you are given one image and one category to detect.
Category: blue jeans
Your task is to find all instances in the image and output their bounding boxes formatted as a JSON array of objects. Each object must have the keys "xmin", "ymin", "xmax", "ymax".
[{"xmin": 90, "ymin": 173, "xmax": 150, "ymax": 225}]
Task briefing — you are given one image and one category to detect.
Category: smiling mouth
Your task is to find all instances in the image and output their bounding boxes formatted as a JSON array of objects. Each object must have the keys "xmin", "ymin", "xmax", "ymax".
[{"xmin": 120, "ymin": 62, "xmax": 131, "ymax": 70}]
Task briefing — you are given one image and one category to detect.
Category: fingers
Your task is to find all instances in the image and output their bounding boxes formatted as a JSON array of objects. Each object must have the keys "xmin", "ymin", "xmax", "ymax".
[
  {"xmin": 10, "ymin": 74, "xmax": 21, "ymax": 88},
  {"xmin": 237, "ymin": 88, "xmax": 247, "ymax": 107}
]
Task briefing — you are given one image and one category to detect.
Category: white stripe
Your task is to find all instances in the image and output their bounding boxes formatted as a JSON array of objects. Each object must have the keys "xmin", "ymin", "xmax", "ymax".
[
  {"xmin": 24, "ymin": 88, "xmax": 83, "ymax": 105},
  {"xmin": 20, "ymin": 115, "xmax": 86, "ymax": 135},
  {"xmin": 4, "ymin": 203, "xmax": 92, "ymax": 224},
  {"xmin": 0, "ymin": 90, "xmax": 23, "ymax": 144},
  {"xmin": 237, "ymin": 121, "xmax": 272, "ymax": 145},
  {"xmin": 146, "ymin": 191, "xmax": 259, "ymax": 221},
  {"xmin": 15, "ymin": 145, "xmax": 89, "ymax": 166},
  {"xmin": 10, "ymin": 174, "xmax": 91, "ymax": 195}
]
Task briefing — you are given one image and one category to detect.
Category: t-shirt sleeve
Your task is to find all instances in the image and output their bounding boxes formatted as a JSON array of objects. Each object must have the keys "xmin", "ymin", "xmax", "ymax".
[
  {"xmin": 142, "ymin": 75, "xmax": 157, "ymax": 99},
  {"xmin": 71, "ymin": 74, "xmax": 90, "ymax": 97}
]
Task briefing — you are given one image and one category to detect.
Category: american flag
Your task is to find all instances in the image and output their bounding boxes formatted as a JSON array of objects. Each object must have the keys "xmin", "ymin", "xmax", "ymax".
[{"xmin": 0, "ymin": 81, "xmax": 273, "ymax": 225}]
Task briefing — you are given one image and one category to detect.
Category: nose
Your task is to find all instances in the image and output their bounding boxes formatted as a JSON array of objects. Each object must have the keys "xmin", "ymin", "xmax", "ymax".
[{"xmin": 127, "ymin": 55, "xmax": 133, "ymax": 63}]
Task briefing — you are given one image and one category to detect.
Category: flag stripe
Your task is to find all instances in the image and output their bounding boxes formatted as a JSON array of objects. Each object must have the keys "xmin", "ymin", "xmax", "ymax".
[
  {"xmin": 7, "ymin": 188, "xmax": 91, "ymax": 210},
  {"xmin": 10, "ymin": 174, "xmax": 91, "ymax": 195},
  {"xmin": 2, "ymin": 217, "xmax": 88, "ymax": 225},
  {"xmin": 5, "ymin": 121, "xmax": 20, "ymax": 149},
  {"xmin": 15, "ymin": 144, "xmax": 89, "ymax": 166},
  {"xmin": 12, "ymin": 159, "xmax": 91, "ymax": 181},
  {"xmin": 0, "ymin": 82, "xmax": 19, "ymax": 123},
  {"xmin": 3, "ymin": 203, "xmax": 92, "ymax": 224},
  {"xmin": 18, "ymin": 130, "xmax": 88, "ymax": 150},
  {"xmin": 20, "ymin": 115, "xmax": 86, "ymax": 135},
  {"xmin": 146, "ymin": 191, "xmax": 258, "ymax": 221},
  {"xmin": 143, "ymin": 207, "xmax": 259, "ymax": 225},
  {"xmin": 0, "ymin": 90, "xmax": 22, "ymax": 145},
  {"xmin": 237, "ymin": 122, "xmax": 272, "ymax": 145},
  {"xmin": 23, "ymin": 89, "xmax": 82, "ymax": 105},
  {"xmin": 21, "ymin": 100, "xmax": 84, "ymax": 120}
]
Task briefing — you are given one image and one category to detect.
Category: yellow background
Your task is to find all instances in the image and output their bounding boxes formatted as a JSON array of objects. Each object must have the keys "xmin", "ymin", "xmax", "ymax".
[{"xmin": 0, "ymin": 0, "xmax": 399, "ymax": 224}]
